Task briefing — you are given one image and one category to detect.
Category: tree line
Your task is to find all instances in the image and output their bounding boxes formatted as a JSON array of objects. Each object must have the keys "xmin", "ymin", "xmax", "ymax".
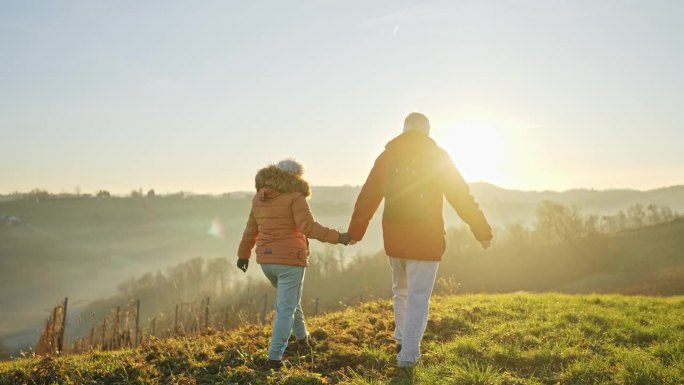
[
  {"xmin": 501, "ymin": 201, "xmax": 677, "ymax": 247},
  {"xmin": 2, "ymin": 189, "xmax": 239, "ymax": 202}
]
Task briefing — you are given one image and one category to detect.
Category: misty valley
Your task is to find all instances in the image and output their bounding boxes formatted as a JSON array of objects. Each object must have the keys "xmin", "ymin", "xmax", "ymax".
[{"xmin": 1, "ymin": 183, "xmax": 683, "ymax": 358}]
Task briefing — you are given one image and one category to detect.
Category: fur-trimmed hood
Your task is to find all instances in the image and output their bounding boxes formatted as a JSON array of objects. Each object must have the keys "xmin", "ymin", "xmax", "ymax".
[{"xmin": 255, "ymin": 165, "xmax": 311, "ymax": 198}]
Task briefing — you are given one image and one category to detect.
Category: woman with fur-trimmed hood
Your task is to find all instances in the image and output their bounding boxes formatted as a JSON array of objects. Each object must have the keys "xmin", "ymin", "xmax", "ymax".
[{"xmin": 237, "ymin": 159, "xmax": 351, "ymax": 370}]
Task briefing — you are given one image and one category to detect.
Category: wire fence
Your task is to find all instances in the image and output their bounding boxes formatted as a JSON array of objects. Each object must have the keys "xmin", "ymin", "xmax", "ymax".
[{"xmin": 35, "ymin": 293, "xmax": 346, "ymax": 355}]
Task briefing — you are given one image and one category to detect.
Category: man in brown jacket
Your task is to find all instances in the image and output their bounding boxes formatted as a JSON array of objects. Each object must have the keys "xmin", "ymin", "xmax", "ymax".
[{"xmin": 348, "ymin": 113, "xmax": 492, "ymax": 379}]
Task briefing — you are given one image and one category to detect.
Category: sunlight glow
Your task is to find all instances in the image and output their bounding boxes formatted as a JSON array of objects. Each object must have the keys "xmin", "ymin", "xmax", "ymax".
[{"xmin": 437, "ymin": 120, "xmax": 508, "ymax": 185}]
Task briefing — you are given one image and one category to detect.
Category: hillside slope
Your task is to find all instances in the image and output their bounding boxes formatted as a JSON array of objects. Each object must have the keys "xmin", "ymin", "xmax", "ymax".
[
  {"xmin": 0, "ymin": 195, "xmax": 358, "ymax": 346},
  {"xmin": 2, "ymin": 184, "xmax": 682, "ymax": 335},
  {"xmin": 2, "ymin": 294, "xmax": 682, "ymax": 385},
  {"xmin": 440, "ymin": 218, "xmax": 684, "ymax": 296}
]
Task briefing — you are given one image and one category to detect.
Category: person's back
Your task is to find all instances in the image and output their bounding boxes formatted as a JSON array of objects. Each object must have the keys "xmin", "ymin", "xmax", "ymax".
[
  {"xmin": 375, "ymin": 131, "xmax": 450, "ymax": 260},
  {"xmin": 383, "ymin": 132, "xmax": 444, "ymax": 222},
  {"xmin": 348, "ymin": 116, "xmax": 492, "ymax": 260},
  {"xmin": 238, "ymin": 164, "xmax": 339, "ymax": 267}
]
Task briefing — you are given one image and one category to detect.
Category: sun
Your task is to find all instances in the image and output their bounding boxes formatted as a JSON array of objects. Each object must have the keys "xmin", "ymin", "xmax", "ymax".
[{"xmin": 435, "ymin": 120, "xmax": 508, "ymax": 186}]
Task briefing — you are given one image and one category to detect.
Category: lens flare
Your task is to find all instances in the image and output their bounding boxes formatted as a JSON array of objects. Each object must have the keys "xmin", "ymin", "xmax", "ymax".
[{"xmin": 208, "ymin": 217, "xmax": 224, "ymax": 239}]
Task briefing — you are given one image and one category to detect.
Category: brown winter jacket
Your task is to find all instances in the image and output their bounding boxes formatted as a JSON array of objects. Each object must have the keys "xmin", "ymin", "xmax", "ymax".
[
  {"xmin": 237, "ymin": 166, "xmax": 341, "ymax": 267},
  {"xmin": 348, "ymin": 131, "xmax": 492, "ymax": 261}
]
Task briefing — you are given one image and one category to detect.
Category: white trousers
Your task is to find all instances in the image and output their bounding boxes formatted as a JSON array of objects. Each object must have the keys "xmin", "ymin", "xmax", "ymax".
[{"xmin": 389, "ymin": 257, "xmax": 439, "ymax": 367}]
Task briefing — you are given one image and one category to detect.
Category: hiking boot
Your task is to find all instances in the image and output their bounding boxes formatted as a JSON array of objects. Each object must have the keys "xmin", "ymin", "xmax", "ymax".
[
  {"xmin": 262, "ymin": 359, "xmax": 285, "ymax": 371},
  {"xmin": 296, "ymin": 336, "xmax": 312, "ymax": 356},
  {"xmin": 295, "ymin": 335, "xmax": 315, "ymax": 365},
  {"xmin": 390, "ymin": 366, "xmax": 415, "ymax": 385}
]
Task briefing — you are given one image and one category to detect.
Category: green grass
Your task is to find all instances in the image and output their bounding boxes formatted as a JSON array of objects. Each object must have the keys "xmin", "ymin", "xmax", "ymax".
[{"xmin": 1, "ymin": 293, "xmax": 682, "ymax": 385}]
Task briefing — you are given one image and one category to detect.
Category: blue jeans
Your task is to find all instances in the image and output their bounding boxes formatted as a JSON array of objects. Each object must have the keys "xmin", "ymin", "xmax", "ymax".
[{"xmin": 260, "ymin": 263, "xmax": 308, "ymax": 360}]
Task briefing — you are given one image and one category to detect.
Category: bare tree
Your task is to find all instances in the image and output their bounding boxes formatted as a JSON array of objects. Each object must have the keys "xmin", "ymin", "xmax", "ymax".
[
  {"xmin": 627, "ymin": 203, "xmax": 646, "ymax": 228},
  {"xmin": 502, "ymin": 223, "xmax": 532, "ymax": 247},
  {"xmin": 535, "ymin": 200, "xmax": 583, "ymax": 245},
  {"xmin": 583, "ymin": 214, "xmax": 600, "ymax": 236}
]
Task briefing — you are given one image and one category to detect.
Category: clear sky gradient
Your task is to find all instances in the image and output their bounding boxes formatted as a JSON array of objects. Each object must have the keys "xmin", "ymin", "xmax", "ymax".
[{"xmin": 1, "ymin": 0, "xmax": 682, "ymax": 194}]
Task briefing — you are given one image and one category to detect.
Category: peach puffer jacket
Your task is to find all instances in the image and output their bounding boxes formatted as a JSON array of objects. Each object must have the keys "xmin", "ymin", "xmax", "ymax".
[{"xmin": 237, "ymin": 166, "xmax": 341, "ymax": 267}]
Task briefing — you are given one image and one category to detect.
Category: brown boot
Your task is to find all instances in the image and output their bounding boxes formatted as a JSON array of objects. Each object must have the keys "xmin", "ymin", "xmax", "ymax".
[
  {"xmin": 296, "ymin": 335, "xmax": 312, "ymax": 356},
  {"xmin": 262, "ymin": 359, "xmax": 285, "ymax": 371}
]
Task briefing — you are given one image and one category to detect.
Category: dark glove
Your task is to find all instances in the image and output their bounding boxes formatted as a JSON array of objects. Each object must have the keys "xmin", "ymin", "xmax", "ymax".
[
  {"xmin": 237, "ymin": 258, "xmax": 249, "ymax": 272},
  {"xmin": 338, "ymin": 232, "xmax": 351, "ymax": 246}
]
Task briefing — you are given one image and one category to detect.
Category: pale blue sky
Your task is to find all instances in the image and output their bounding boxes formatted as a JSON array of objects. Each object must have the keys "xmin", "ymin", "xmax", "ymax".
[{"xmin": 1, "ymin": 0, "xmax": 683, "ymax": 194}]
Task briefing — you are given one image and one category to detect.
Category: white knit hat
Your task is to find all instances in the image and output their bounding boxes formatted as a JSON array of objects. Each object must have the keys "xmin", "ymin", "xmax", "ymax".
[
  {"xmin": 276, "ymin": 158, "xmax": 305, "ymax": 176},
  {"xmin": 403, "ymin": 112, "xmax": 430, "ymax": 135}
]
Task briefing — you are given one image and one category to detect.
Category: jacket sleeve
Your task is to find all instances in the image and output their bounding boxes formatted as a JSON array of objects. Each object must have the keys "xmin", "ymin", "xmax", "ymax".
[
  {"xmin": 441, "ymin": 152, "xmax": 493, "ymax": 242},
  {"xmin": 348, "ymin": 152, "xmax": 386, "ymax": 241},
  {"xmin": 292, "ymin": 195, "xmax": 340, "ymax": 244},
  {"xmin": 237, "ymin": 209, "xmax": 258, "ymax": 259}
]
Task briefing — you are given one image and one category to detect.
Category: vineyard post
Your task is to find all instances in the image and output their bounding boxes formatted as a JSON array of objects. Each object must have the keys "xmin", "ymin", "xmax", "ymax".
[
  {"xmin": 181, "ymin": 303, "xmax": 185, "ymax": 333},
  {"xmin": 101, "ymin": 319, "xmax": 106, "ymax": 350},
  {"xmin": 204, "ymin": 297, "xmax": 210, "ymax": 330},
  {"xmin": 224, "ymin": 307, "xmax": 229, "ymax": 329},
  {"xmin": 115, "ymin": 306, "xmax": 121, "ymax": 349},
  {"xmin": 174, "ymin": 304, "xmax": 179, "ymax": 334},
  {"xmin": 314, "ymin": 297, "xmax": 320, "ymax": 316},
  {"xmin": 135, "ymin": 299, "xmax": 140, "ymax": 347},
  {"xmin": 51, "ymin": 306, "xmax": 58, "ymax": 354},
  {"xmin": 57, "ymin": 297, "xmax": 68, "ymax": 354},
  {"xmin": 261, "ymin": 294, "xmax": 268, "ymax": 324},
  {"xmin": 151, "ymin": 317, "xmax": 156, "ymax": 339}
]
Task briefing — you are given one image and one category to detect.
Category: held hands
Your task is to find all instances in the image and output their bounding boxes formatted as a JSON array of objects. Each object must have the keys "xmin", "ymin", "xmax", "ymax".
[
  {"xmin": 338, "ymin": 232, "xmax": 357, "ymax": 246},
  {"xmin": 480, "ymin": 240, "xmax": 492, "ymax": 250},
  {"xmin": 237, "ymin": 258, "xmax": 249, "ymax": 272}
]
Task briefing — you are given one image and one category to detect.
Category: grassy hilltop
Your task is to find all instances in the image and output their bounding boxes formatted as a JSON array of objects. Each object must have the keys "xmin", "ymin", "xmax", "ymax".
[{"xmin": 1, "ymin": 294, "xmax": 682, "ymax": 385}]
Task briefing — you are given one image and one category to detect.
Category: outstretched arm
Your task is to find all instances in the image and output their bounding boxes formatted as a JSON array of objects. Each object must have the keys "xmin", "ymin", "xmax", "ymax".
[
  {"xmin": 292, "ymin": 195, "xmax": 341, "ymax": 244},
  {"xmin": 348, "ymin": 153, "xmax": 386, "ymax": 241},
  {"xmin": 237, "ymin": 210, "xmax": 258, "ymax": 259},
  {"xmin": 441, "ymin": 152, "xmax": 493, "ymax": 243}
]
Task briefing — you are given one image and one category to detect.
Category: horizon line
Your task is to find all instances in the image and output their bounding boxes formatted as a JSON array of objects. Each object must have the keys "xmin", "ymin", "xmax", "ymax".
[{"xmin": 2, "ymin": 181, "xmax": 683, "ymax": 198}]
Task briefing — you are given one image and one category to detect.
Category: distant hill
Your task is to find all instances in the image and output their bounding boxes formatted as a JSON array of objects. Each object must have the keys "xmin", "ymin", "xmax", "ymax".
[
  {"xmin": 309, "ymin": 183, "xmax": 684, "ymax": 205},
  {"xmin": 470, "ymin": 182, "xmax": 684, "ymax": 217},
  {"xmin": 310, "ymin": 182, "xmax": 684, "ymax": 227}
]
